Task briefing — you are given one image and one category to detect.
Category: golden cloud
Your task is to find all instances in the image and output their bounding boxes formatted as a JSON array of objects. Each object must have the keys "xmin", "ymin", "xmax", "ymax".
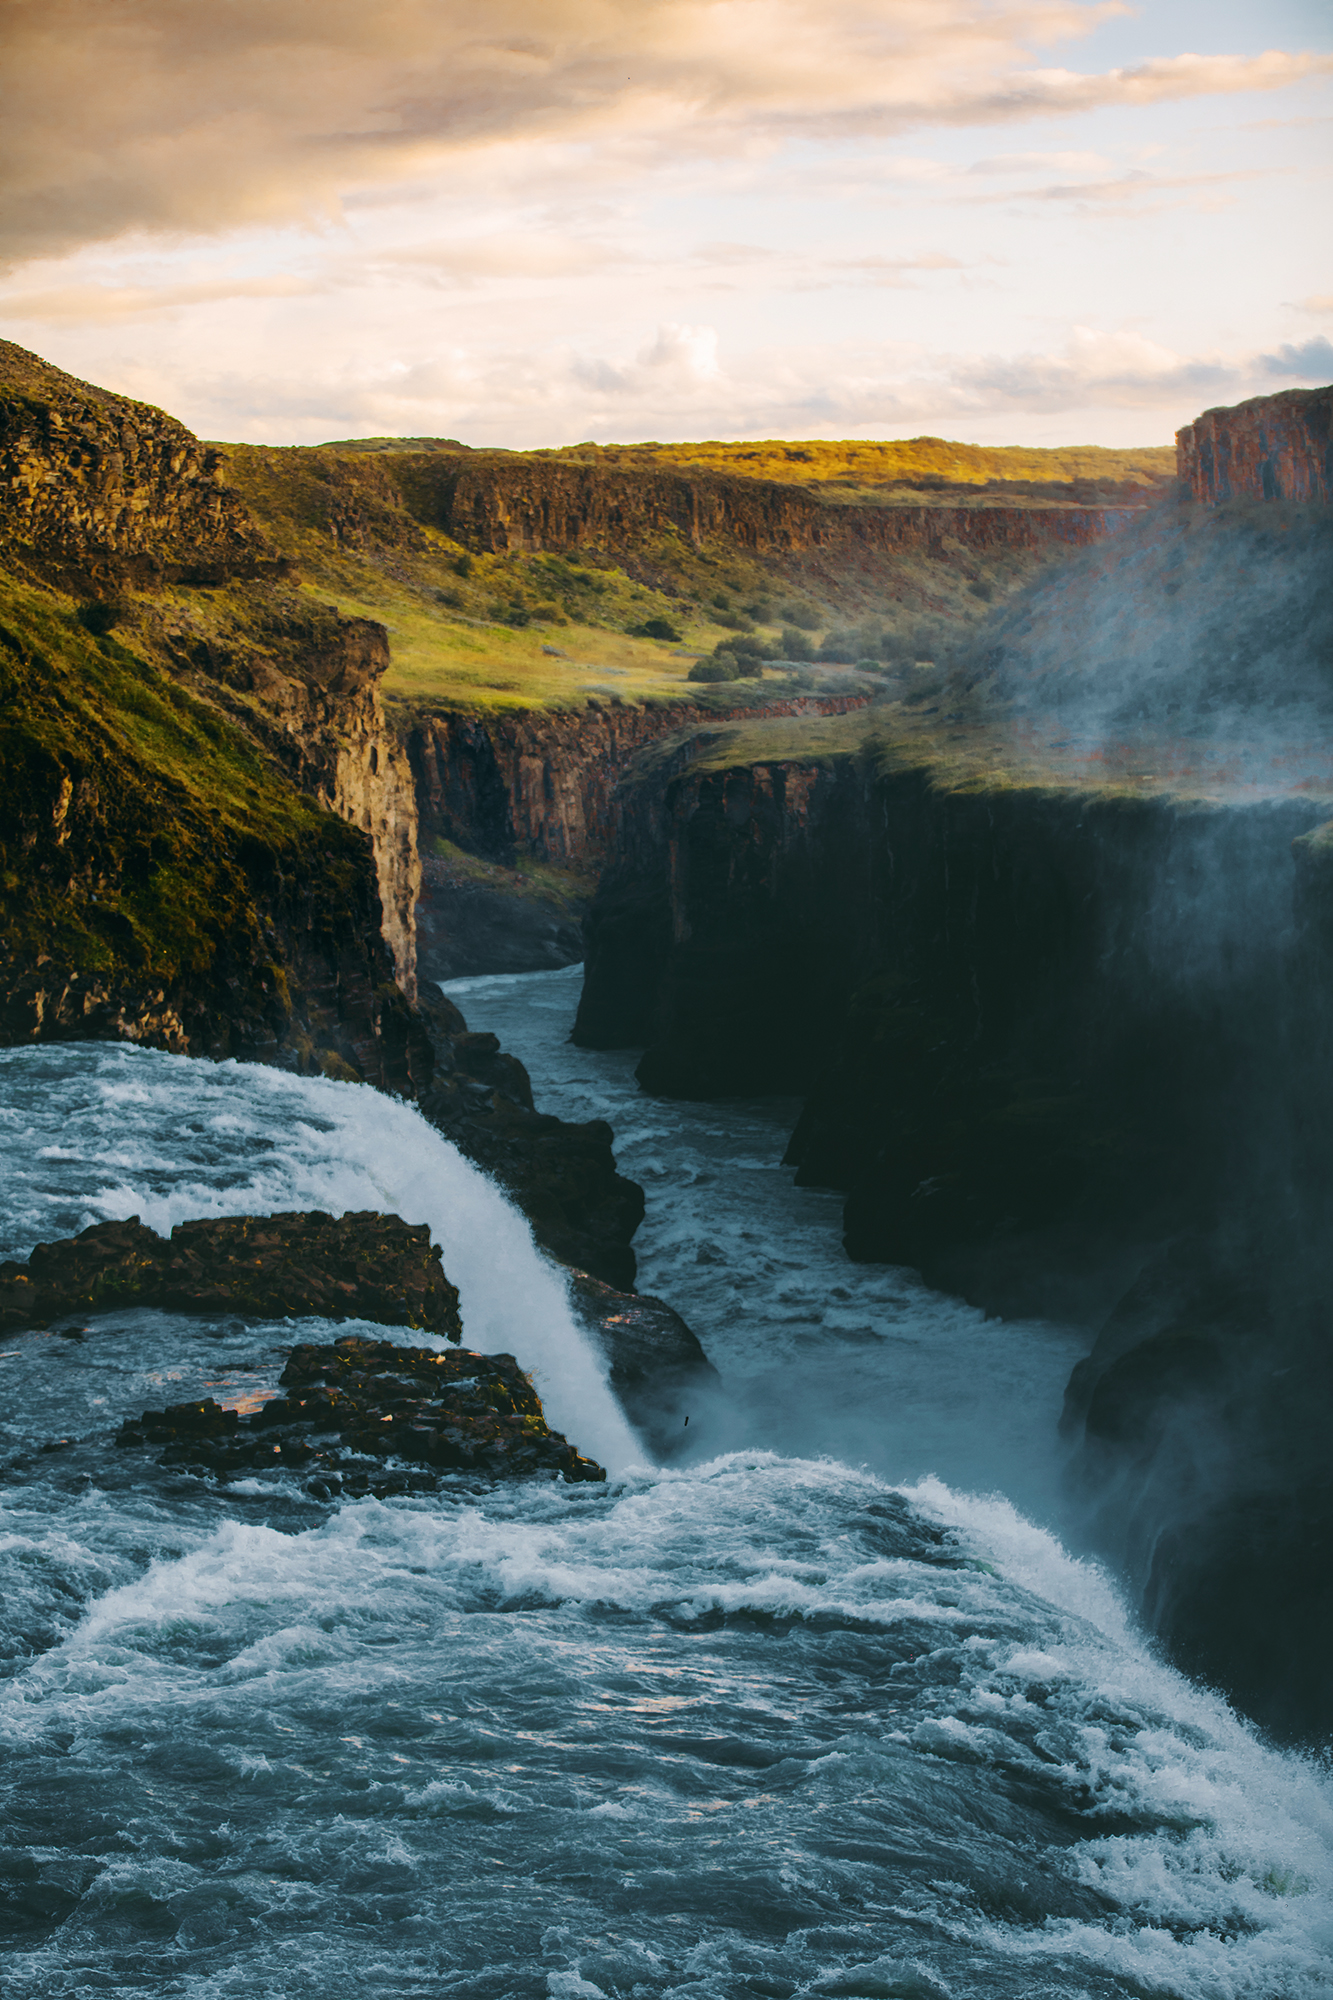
[{"xmin": 2, "ymin": 0, "xmax": 1328, "ymax": 263}]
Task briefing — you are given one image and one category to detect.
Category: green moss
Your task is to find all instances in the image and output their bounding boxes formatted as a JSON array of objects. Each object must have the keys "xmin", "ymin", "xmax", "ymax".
[{"xmin": 0, "ymin": 573, "xmax": 367, "ymax": 992}]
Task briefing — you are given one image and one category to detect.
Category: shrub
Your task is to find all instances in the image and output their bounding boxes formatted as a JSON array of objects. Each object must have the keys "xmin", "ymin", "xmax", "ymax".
[
  {"xmin": 780, "ymin": 627, "xmax": 815, "ymax": 661},
  {"xmin": 817, "ymin": 628, "xmax": 859, "ymax": 663},
  {"xmin": 452, "ymin": 553, "xmax": 473, "ymax": 577},
  {"xmin": 688, "ymin": 657, "xmax": 739, "ymax": 682},
  {"xmin": 712, "ymin": 608, "xmax": 754, "ymax": 632},
  {"xmin": 629, "ymin": 616, "xmax": 681, "ymax": 641},
  {"xmin": 780, "ymin": 602, "xmax": 820, "ymax": 630}
]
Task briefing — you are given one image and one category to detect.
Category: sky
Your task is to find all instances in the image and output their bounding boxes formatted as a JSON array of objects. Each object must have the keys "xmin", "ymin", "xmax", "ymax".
[{"xmin": 0, "ymin": 0, "xmax": 1329, "ymax": 449}]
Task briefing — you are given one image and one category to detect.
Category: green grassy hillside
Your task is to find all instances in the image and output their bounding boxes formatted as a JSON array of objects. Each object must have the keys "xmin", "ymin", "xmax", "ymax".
[{"xmin": 218, "ymin": 438, "xmax": 1149, "ymax": 717}]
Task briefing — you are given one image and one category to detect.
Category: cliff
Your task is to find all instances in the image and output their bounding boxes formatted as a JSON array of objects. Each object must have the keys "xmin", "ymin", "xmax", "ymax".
[
  {"xmin": 0, "ymin": 343, "xmax": 423, "ymax": 1058},
  {"xmin": 0, "ymin": 570, "xmax": 429, "ymax": 1090},
  {"xmin": 409, "ymin": 691, "xmax": 870, "ymax": 869},
  {"xmin": 0, "ymin": 341, "xmax": 287, "ymax": 592},
  {"xmin": 431, "ymin": 453, "xmax": 1140, "ymax": 562},
  {"xmin": 571, "ymin": 396, "xmax": 1333, "ymax": 1736},
  {"xmin": 1177, "ymin": 384, "xmax": 1332, "ymax": 506}
]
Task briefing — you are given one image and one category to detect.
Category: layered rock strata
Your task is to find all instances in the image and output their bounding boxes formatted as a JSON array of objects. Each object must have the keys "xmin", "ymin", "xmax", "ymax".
[
  {"xmin": 414, "ymin": 452, "xmax": 1140, "ymax": 561},
  {"xmin": 1178, "ymin": 384, "xmax": 1332, "ymax": 506}
]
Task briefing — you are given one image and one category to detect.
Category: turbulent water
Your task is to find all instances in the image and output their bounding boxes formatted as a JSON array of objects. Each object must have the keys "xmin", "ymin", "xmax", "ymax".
[{"xmin": 2, "ymin": 982, "xmax": 1331, "ymax": 1999}]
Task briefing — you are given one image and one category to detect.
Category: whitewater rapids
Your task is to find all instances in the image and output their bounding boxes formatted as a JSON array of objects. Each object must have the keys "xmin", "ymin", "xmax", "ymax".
[{"xmin": 0, "ymin": 1006, "xmax": 1330, "ymax": 1998}]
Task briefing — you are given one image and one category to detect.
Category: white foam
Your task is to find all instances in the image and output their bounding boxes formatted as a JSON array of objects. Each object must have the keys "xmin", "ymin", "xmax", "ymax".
[{"xmin": 0, "ymin": 1044, "xmax": 642, "ymax": 1474}]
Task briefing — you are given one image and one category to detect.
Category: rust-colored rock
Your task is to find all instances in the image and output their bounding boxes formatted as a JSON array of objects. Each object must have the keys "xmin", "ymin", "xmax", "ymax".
[{"xmin": 1177, "ymin": 385, "xmax": 1332, "ymax": 506}]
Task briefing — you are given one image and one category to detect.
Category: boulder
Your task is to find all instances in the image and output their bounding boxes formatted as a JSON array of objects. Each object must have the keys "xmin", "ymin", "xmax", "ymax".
[
  {"xmin": 415, "ymin": 990, "xmax": 644, "ymax": 1289},
  {"xmin": 116, "ymin": 1335, "xmax": 605, "ymax": 1491},
  {"xmin": 565, "ymin": 1269, "xmax": 719, "ymax": 1458}
]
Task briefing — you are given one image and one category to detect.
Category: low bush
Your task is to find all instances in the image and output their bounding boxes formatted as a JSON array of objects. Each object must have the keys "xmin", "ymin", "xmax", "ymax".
[
  {"xmin": 780, "ymin": 627, "xmax": 815, "ymax": 661},
  {"xmin": 629, "ymin": 616, "xmax": 682, "ymax": 641},
  {"xmin": 688, "ymin": 658, "xmax": 739, "ymax": 682}
]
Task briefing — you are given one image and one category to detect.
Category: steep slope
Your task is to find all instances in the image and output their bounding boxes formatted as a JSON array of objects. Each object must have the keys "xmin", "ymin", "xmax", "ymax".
[{"xmin": 0, "ymin": 340, "xmax": 427, "ymax": 1083}]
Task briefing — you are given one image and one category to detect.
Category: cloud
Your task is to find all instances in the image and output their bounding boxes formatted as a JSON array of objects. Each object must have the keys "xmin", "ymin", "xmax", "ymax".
[
  {"xmin": 92, "ymin": 318, "xmax": 1326, "ymax": 453},
  {"xmin": 965, "ymin": 164, "xmax": 1279, "ymax": 211},
  {"xmin": 1290, "ymin": 295, "xmax": 1333, "ymax": 317},
  {"xmin": 966, "ymin": 149, "xmax": 1112, "ymax": 173},
  {"xmin": 1259, "ymin": 336, "xmax": 1333, "ymax": 380},
  {"xmin": 2, "ymin": 0, "xmax": 1328, "ymax": 264},
  {"xmin": 0, "ymin": 272, "xmax": 314, "ymax": 324}
]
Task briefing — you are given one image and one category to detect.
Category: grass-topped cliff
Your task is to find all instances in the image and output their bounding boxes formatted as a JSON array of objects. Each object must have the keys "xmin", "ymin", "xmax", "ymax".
[
  {"xmin": 216, "ymin": 427, "xmax": 1169, "ymax": 719},
  {"xmin": 0, "ymin": 341, "xmax": 429, "ymax": 1083},
  {"xmin": 329, "ymin": 431, "xmax": 1175, "ymax": 507}
]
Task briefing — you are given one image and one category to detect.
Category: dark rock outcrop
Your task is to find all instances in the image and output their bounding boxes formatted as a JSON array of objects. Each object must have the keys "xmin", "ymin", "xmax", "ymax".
[
  {"xmin": 116, "ymin": 1335, "xmax": 605, "ymax": 1490},
  {"xmin": 1178, "ymin": 384, "xmax": 1332, "ymax": 506},
  {"xmin": 568, "ymin": 388, "xmax": 1333, "ymax": 1736},
  {"xmin": 408, "ymin": 693, "xmax": 870, "ymax": 870},
  {"xmin": 0, "ymin": 340, "xmax": 288, "ymax": 595},
  {"xmin": 416, "ymin": 990, "xmax": 644, "ymax": 1289},
  {"xmin": 0, "ymin": 1212, "xmax": 460, "ymax": 1339},
  {"xmin": 566, "ymin": 1269, "xmax": 719, "ymax": 1460},
  {"xmin": 1061, "ymin": 1240, "xmax": 1333, "ymax": 1744}
]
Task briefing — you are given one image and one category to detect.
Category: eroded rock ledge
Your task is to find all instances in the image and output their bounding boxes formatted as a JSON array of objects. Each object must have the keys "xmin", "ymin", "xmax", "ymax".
[
  {"xmin": 0, "ymin": 1211, "xmax": 461, "ymax": 1339},
  {"xmin": 117, "ymin": 1336, "xmax": 606, "ymax": 1492}
]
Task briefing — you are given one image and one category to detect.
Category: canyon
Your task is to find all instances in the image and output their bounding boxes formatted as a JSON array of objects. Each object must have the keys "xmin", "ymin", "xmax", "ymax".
[{"xmin": 3, "ymin": 335, "xmax": 1330, "ymax": 1741}]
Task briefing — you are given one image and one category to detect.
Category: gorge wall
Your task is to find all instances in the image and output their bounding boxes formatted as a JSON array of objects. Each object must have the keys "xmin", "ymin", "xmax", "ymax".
[
  {"xmin": 0, "ymin": 342, "xmax": 424, "ymax": 1079},
  {"xmin": 1178, "ymin": 383, "xmax": 1332, "ymax": 506},
  {"xmin": 570, "ymin": 388, "xmax": 1333, "ymax": 1739},
  {"xmin": 408, "ymin": 691, "xmax": 870, "ymax": 869},
  {"xmin": 430, "ymin": 454, "xmax": 1140, "ymax": 562}
]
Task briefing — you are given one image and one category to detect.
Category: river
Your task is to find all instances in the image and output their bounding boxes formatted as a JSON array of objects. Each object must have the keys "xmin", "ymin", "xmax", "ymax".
[{"xmin": 1, "ymin": 967, "xmax": 1330, "ymax": 1998}]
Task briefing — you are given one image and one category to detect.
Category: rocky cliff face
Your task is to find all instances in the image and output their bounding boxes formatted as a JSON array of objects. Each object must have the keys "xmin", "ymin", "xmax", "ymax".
[
  {"xmin": 574, "ymin": 714, "xmax": 1333, "ymax": 1734},
  {"xmin": 167, "ymin": 600, "xmax": 422, "ymax": 1001},
  {"xmin": 1177, "ymin": 384, "xmax": 1332, "ymax": 506},
  {"xmin": 570, "ymin": 398, "xmax": 1333, "ymax": 1737},
  {"xmin": 0, "ymin": 573, "xmax": 433, "ymax": 1092},
  {"xmin": 428, "ymin": 454, "xmax": 1139, "ymax": 563},
  {"xmin": 0, "ymin": 343, "xmax": 421, "ymax": 1012},
  {"xmin": 0, "ymin": 341, "xmax": 287, "ymax": 591},
  {"xmin": 408, "ymin": 692, "xmax": 869, "ymax": 869}
]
